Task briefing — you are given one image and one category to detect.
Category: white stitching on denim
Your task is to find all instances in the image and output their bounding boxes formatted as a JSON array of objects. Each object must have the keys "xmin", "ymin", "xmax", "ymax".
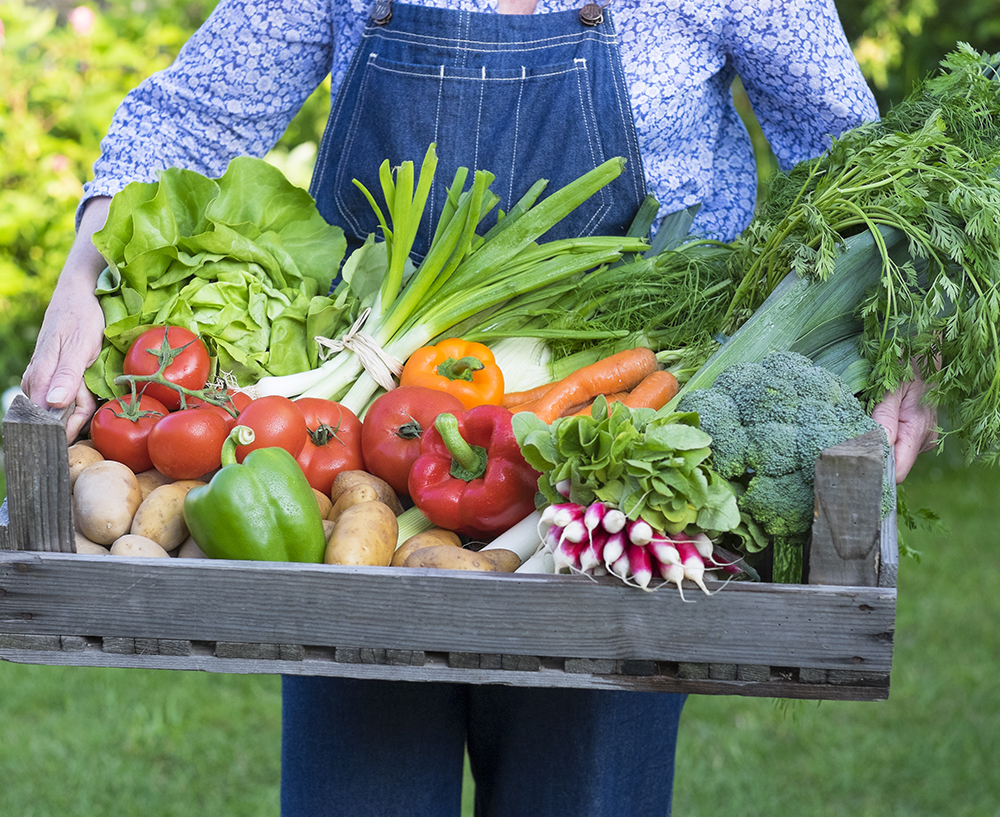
[
  {"xmin": 572, "ymin": 58, "xmax": 610, "ymax": 236},
  {"xmin": 331, "ymin": 52, "xmax": 382, "ymax": 236},
  {"xmin": 604, "ymin": 12, "xmax": 645, "ymax": 204},
  {"xmin": 474, "ymin": 65, "xmax": 486, "ymax": 174},
  {"xmin": 507, "ymin": 66, "xmax": 527, "ymax": 207}
]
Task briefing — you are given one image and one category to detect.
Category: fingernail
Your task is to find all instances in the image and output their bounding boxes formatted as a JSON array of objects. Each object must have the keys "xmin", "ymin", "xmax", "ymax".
[{"xmin": 47, "ymin": 387, "xmax": 68, "ymax": 405}]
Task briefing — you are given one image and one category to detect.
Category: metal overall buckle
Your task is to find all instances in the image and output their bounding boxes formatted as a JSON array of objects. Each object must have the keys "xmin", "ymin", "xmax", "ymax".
[
  {"xmin": 579, "ymin": 0, "xmax": 611, "ymax": 26},
  {"xmin": 370, "ymin": 0, "xmax": 392, "ymax": 26}
]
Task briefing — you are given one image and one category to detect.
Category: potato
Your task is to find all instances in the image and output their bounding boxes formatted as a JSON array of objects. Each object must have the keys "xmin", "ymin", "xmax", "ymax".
[
  {"xmin": 68, "ymin": 442, "xmax": 105, "ymax": 489},
  {"xmin": 110, "ymin": 534, "xmax": 171, "ymax": 558},
  {"xmin": 130, "ymin": 482, "xmax": 190, "ymax": 551},
  {"xmin": 171, "ymin": 479, "xmax": 207, "ymax": 494},
  {"xmin": 135, "ymin": 468, "xmax": 173, "ymax": 500},
  {"xmin": 330, "ymin": 470, "xmax": 403, "ymax": 516},
  {"xmin": 74, "ymin": 530, "xmax": 110, "ymax": 555},
  {"xmin": 322, "ymin": 518, "xmax": 337, "ymax": 543},
  {"xmin": 327, "ymin": 482, "xmax": 380, "ymax": 522},
  {"xmin": 401, "ymin": 545, "xmax": 521, "ymax": 573},
  {"xmin": 176, "ymin": 536, "xmax": 208, "ymax": 559},
  {"xmin": 391, "ymin": 528, "xmax": 462, "ymax": 567},
  {"xmin": 313, "ymin": 488, "xmax": 333, "ymax": 520},
  {"xmin": 324, "ymin": 501, "xmax": 399, "ymax": 566},
  {"xmin": 73, "ymin": 460, "xmax": 142, "ymax": 545}
]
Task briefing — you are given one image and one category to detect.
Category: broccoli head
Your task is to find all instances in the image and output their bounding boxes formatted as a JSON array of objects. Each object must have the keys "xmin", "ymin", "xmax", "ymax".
[{"xmin": 677, "ymin": 351, "xmax": 888, "ymax": 538}]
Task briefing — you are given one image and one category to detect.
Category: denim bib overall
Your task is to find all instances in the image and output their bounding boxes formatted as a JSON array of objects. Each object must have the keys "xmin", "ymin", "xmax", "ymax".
[
  {"xmin": 283, "ymin": 6, "xmax": 685, "ymax": 816},
  {"xmin": 310, "ymin": 2, "xmax": 647, "ymax": 256}
]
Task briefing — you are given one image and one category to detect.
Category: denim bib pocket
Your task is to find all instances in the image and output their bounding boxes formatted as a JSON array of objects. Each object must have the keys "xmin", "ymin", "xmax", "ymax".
[{"xmin": 330, "ymin": 53, "xmax": 619, "ymax": 257}]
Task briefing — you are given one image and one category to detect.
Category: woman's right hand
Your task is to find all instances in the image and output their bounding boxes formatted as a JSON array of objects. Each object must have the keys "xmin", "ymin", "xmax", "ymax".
[{"xmin": 20, "ymin": 197, "xmax": 111, "ymax": 442}]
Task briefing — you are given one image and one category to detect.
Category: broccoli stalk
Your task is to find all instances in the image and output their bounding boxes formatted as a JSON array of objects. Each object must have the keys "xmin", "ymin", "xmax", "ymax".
[{"xmin": 677, "ymin": 351, "xmax": 889, "ymax": 582}]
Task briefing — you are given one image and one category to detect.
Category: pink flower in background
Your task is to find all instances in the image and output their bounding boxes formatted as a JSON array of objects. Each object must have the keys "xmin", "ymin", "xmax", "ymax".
[
  {"xmin": 1, "ymin": 18, "xmax": 6, "ymax": 49},
  {"xmin": 51, "ymin": 154, "xmax": 71, "ymax": 173},
  {"xmin": 68, "ymin": 6, "xmax": 96, "ymax": 36}
]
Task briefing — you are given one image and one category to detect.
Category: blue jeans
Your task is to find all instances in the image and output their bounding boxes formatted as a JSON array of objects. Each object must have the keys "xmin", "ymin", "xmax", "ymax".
[{"xmin": 281, "ymin": 676, "xmax": 685, "ymax": 817}]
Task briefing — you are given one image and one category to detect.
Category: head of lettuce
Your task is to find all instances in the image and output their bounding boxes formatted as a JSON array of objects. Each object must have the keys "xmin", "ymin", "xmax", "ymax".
[{"xmin": 85, "ymin": 157, "xmax": 349, "ymax": 400}]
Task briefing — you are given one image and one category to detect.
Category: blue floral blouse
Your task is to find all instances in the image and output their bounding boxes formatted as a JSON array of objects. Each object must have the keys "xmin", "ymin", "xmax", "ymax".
[{"xmin": 83, "ymin": 0, "xmax": 879, "ymax": 241}]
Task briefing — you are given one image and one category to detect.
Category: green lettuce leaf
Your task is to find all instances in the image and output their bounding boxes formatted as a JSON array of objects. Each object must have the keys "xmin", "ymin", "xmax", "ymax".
[{"xmin": 87, "ymin": 157, "xmax": 347, "ymax": 399}]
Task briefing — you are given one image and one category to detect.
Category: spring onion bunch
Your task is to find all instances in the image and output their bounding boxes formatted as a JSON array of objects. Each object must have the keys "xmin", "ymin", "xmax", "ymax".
[{"xmin": 252, "ymin": 144, "xmax": 648, "ymax": 413}]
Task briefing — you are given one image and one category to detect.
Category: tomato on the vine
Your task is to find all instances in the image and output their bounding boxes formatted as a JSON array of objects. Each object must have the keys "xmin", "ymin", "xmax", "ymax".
[
  {"xmin": 123, "ymin": 326, "xmax": 211, "ymax": 411},
  {"xmin": 89, "ymin": 393, "xmax": 169, "ymax": 473},
  {"xmin": 188, "ymin": 388, "xmax": 253, "ymax": 430},
  {"xmin": 360, "ymin": 386, "xmax": 464, "ymax": 496},
  {"xmin": 233, "ymin": 395, "xmax": 308, "ymax": 462},
  {"xmin": 146, "ymin": 408, "xmax": 230, "ymax": 480},
  {"xmin": 294, "ymin": 397, "xmax": 365, "ymax": 495}
]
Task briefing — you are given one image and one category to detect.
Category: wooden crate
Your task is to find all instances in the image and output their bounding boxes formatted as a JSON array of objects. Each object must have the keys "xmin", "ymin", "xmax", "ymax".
[{"xmin": 0, "ymin": 394, "xmax": 896, "ymax": 700}]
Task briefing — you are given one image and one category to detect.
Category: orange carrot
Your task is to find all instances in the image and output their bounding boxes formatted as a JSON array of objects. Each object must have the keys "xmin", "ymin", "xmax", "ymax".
[
  {"xmin": 531, "ymin": 347, "xmax": 659, "ymax": 424},
  {"xmin": 509, "ymin": 399, "xmax": 543, "ymax": 414},
  {"xmin": 502, "ymin": 382, "xmax": 557, "ymax": 408},
  {"xmin": 567, "ymin": 391, "xmax": 629, "ymax": 418},
  {"xmin": 620, "ymin": 370, "xmax": 679, "ymax": 412}
]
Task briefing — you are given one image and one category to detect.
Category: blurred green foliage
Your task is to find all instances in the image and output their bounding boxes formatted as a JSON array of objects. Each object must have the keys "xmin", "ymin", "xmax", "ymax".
[
  {"xmin": 1, "ymin": 0, "xmax": 997, "ymax": 397},
  {"xmin": 835, "ymin": 0, "xmax": 1000, "ymax": 110},
  {"xmin": 0, "ymin": 0, "xmax": 329, "ymax": 394}
]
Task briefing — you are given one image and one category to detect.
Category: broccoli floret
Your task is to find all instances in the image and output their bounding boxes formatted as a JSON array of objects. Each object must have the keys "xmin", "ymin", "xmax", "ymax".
[
  {"xmin": 678, "ymin": 351, "xmax": 890, "ymax": 539},
  {"xmin": 741, "ymin": 471, "xmax": 816, "ymax": 538},
  {"xmin": 676, "ymin": 387, "xmax": 748, "ymax": 479}
]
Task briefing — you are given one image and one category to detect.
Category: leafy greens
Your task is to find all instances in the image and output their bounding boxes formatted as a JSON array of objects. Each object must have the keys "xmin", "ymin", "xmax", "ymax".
[{"xmin": 85, "ymin": 157, "xmax": 348, "ymax": 398}]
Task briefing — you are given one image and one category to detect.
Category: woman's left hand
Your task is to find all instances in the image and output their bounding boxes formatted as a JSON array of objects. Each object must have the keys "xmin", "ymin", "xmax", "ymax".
[{"xmin": 871, "ymin": 372, "xmax": 938, "ymax": 483}]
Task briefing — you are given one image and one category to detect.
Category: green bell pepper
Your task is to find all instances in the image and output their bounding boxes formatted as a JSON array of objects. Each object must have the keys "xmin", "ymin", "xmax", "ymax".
[{"xmin": 183, "ymin": 425, "xmax": 327, "ymax": 562}]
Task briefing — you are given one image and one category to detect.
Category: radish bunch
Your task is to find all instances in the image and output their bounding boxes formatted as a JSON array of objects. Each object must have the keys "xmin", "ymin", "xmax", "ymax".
[{"xmin": 538, "ymin": 500, "xmax": 746, "ymax": 597}]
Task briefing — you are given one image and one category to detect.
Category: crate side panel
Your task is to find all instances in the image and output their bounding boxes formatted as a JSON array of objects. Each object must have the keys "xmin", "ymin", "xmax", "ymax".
[{"xmin": 0, "ymin": 552, "xmax": 895, "ymax": 672}]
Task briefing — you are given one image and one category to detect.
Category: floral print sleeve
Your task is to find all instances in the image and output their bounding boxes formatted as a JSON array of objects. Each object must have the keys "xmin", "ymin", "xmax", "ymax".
[
  {"xmin": 81, "ymin": 0, "xmax": 878, "ymax": 243},
  {"xmin": 81, "ymin": 0, "xmax": 337, "ymax": 215}
]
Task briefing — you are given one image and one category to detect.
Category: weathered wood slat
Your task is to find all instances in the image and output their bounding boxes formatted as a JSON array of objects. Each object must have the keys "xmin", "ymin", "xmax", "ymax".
[
  {"xmin": 0, "ymin": 396, "xmax": 74, "ymax": 552},
  {"xmin": 0, "ymin": 643, "xmax": 889, "ymax": 701},
  {"xmin": 0, "ymin": 550, "xmax": 895, "ymax": 673},
  {"xmin": 809, "ymin": 429, "xmax": 886, "ymax": 587}
]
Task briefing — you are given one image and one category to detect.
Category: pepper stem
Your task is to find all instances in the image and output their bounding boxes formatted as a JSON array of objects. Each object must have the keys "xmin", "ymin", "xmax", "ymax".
[
  {"xmin": 434, "ymin": 413, "xmax": 488, "ymax": 482},
  {"xmin": 221, "ymin": 425, "xmax": 256, "ymax": 467},
  {"xmin": 435, "ymin": 355, "xmax": 484, "ymax": 383}
]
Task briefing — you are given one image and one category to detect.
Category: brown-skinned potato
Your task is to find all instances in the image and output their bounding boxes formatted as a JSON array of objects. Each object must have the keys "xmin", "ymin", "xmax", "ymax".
[
  {"xmin": 401, "ymin": 545, "xmax": 521, "ymax": 573},
  {"xmin": 391, "ymin": 528, "xmax": 462, "ymax": 567},
  {"xmin": 130, "ymin": 482, "xmax": 190, "ymax": 551},
  {"xmin": 327, "ymin": 482, "xmax": 381, "ymax": 522},
  {"xmin": 68, "ymin": 443, "xmax": 105, "ymax": 489},
  {"xmin": 324, "ymin": 501, "xmax": 399, "ymax": 566},
  {"xmin": 329, "ymin": 470, "xmax": 403, "ymax": 516},
  {"xmin": 73, "ymin": 460, "xmax": 142, "ymax": 545}
]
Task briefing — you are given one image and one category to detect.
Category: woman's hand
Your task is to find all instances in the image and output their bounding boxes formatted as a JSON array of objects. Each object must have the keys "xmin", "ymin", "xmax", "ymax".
[
  {"xmin": 20, "ymin": 197, "xmax": 111, "ymax": 442},
  {"xmin": 871, "ymin": 370, "xmax": 938, "ymax": 483}
]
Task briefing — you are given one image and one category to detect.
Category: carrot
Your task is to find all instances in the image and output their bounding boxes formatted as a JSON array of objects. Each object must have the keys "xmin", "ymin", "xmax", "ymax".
[
  {"xmin": 531, "ymin": 347, "xmax": 659, "ymax": 424},
  {"xmin": 510, "ymin": 399, "xmax": 543, "ymax": 414},
  {"xmin": 619, "ymin": 370, "xmax": 679, "ymax": 412},
  {"xmin": 502, "ymin": 382, "xmax": 557, "ymax": 408},
  {"xmin": 567, "ymin": 391, "xmax": 629, "ymax": 418}
]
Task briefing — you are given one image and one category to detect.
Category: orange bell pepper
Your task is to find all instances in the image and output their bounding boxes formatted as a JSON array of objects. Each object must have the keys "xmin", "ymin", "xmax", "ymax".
[{"xmin": 399, "ymin": 338, "xmax": 505, "ymax": 410}]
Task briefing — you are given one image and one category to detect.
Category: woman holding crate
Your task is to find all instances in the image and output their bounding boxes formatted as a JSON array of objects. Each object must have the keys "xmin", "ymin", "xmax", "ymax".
[{"xmin": 20, "ymin": 1, "xmax": 934, "ymax": 814}]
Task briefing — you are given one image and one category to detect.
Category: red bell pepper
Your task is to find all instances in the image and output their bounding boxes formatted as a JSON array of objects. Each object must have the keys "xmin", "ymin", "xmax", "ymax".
[{"xmin": 408, "ymin": 404, "xmax": 540, "ymax": 537}]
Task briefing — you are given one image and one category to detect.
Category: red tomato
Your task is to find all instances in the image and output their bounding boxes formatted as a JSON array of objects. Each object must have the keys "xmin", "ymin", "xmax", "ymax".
[
  {"xmin": 123, "ymin": 326, "xmax": 211, "ymax": 411},
  {"xmin": 147, "ymin": 408, "xmax": 230, "ymax": 480},
  {"xmin": 234, "ymin": 395, "xmax": 308, "ymax": 462},
  {"xmin": 293, "ymin": 397, "xmax": 366, "ymax": 495},
  {"xmin": 360, "ymin": 386, "xmax": 464, "ymax": 496},
  {"xmin": 89, "ymin": 394, "xmax": 169, "ymax": 473},
  {"xmin": 188, "ymin": 388, "xmax": 253, "ymax": 429}
]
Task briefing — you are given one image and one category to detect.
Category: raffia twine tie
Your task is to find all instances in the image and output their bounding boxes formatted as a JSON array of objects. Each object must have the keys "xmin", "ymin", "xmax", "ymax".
[{"xmin": 314, "ymin": 307, "xmax": 403, "ymax": 392}]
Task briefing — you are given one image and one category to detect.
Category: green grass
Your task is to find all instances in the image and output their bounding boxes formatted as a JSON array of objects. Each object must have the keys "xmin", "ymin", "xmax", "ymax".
[{"xmin": 1, "ymin": 449, "xmax": 998, "ymax": 815}]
